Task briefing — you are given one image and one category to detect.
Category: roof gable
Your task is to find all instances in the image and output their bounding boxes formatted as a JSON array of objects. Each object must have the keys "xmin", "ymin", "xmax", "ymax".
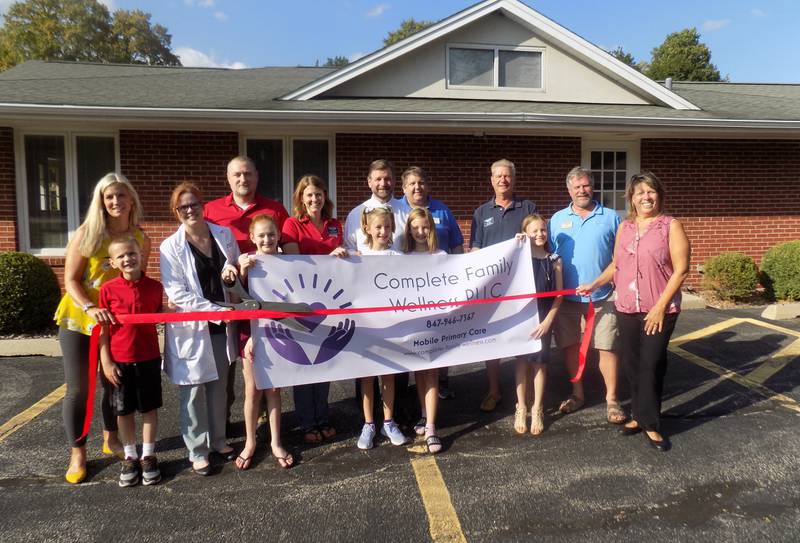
[{"xmin": 282, "ymin": 0, "xmax": 699, "ymax": 111}]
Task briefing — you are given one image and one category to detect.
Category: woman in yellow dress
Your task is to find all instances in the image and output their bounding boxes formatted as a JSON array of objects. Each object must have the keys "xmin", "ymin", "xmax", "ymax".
[{"xmin": 53, "ymin": 173, "xmax": 150, "ymax": 483}]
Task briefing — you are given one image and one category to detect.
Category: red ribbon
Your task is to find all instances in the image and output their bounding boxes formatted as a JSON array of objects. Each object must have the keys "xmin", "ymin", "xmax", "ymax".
[{"xmin": 80, "ymin": 289, "xmax": 594, "ymax": 443}]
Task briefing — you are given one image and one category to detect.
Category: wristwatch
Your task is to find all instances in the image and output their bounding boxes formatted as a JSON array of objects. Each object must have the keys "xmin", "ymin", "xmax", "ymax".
[{"xmin": 82, "ymin": 302, "xmax": 96, "ymax": 313}]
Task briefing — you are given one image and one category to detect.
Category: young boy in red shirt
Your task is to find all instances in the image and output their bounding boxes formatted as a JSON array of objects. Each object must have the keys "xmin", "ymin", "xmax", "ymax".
[{"xmin": 99, "ymin": 236, "xmax": 164, "ymax": 487}]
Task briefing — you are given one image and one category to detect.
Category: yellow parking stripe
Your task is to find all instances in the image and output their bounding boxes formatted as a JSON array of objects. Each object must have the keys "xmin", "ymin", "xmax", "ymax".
[
  {"xmin": 411, "ymin": 455, "xmax": 467, "ymax": 543},
  {"xmin": 0, "ymin": 384, "xmax": 66, "ymax": 443},
  {"xmin": 736, "ymin": 317, "xmax": 800, "ymax": 339},
  {"xmin": 745, "ymin": 338, "xmax": 800, "ymax": 385},
  {"xmin": 669, "ymin": 318, "xmax": 742, "ymax": 346},
  {"xmin": 669, "ymin": 346, "xmax": 800, "ymax": 414}
]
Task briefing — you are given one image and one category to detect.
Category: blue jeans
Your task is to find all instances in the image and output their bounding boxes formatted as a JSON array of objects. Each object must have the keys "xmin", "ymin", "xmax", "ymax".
[{"xmin": 293, "ymin": 382, "xmax": 331, "ymax": 430}]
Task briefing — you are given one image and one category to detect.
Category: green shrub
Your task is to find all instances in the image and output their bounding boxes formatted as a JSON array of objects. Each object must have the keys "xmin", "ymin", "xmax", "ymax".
[
  {"xmin": 702, "ymin": 252, "xmax": 759, "ymax": 301},
  {"xmin": 761, "ymin": 240, "xmax": 800, "ymax": 301},
  {"xmin": 0, "ymin": 252, "xmax": 61, "ymax": 334}
]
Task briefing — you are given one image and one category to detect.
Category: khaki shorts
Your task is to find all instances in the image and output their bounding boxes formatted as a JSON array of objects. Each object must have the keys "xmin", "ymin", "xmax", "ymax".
[{"xmin": 554, "ymin": 299, "xmax": 618, "ymax": 351}]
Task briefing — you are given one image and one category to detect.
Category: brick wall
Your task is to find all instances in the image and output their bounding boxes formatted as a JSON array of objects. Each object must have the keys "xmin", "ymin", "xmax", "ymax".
[
  {"xmin": 642, "ymin": 138, "xmax": 800, "ymax": 287},
  {"xmin": 335, "ymin": 132, "xmax": 581, "ymax": 243},
  {"xmin": 121, "ymin": 130, "xmax": 239, "ymax": 278},
  {"xmin": 0, "ymin": 127, "xmax": 17, "ymax": 252}
]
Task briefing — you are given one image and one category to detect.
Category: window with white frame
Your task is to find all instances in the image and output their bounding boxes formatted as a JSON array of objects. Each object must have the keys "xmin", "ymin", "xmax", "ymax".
[
  {"xmin": 448, "ymin": 45, "xmax": 543, "ymax": 89},
  {"xmin": 245, "ymin": 137, "xmax": 332, "ymax": 209},
  {"xmin": 20, "ymin": 133, "xmax": 117, "ymax": 253},
  {"xmin": 590, "ymin": 150, "xmax": 628, "ymax": 212}
]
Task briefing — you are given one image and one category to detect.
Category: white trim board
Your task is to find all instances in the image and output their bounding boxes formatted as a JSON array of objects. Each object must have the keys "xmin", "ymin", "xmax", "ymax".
[{"xmin": 280, "ymin": 0, "xmax": 699, "ymax": 110}]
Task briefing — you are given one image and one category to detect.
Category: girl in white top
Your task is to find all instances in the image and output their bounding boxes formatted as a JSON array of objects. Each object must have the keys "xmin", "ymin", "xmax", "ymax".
[
  {"xmin": 355, "ymin": 206, "xmax": 407, "ymax": 449},
  {"xmin": 225, "ymin": 214, "xmax": 294, "ymax": 470},
  {"xmin": 403, "ymin": 208, "xmax": 445, "ymax": 454}
]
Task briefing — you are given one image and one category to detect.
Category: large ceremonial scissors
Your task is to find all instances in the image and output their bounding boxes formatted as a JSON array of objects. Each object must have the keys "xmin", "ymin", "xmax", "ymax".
[{"xmin": 221, "ymin": 277, "xmax": 312, "ymax": 332}]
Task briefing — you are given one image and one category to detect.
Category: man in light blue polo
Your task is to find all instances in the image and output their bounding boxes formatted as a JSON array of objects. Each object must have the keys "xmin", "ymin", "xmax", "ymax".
[{"xmin": 549, "ymin": 166, "xmax": 626, "ymax": 424}]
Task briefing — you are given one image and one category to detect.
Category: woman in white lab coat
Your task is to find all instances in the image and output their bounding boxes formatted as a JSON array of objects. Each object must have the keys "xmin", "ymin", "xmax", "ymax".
[{"xmin": 159, "ymin": 182, "xmax": 239, "ymax": 475}]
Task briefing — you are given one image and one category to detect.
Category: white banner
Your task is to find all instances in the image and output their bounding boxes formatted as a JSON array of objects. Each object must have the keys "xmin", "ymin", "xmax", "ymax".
[{"xmin": 248, "ymin": 239, "xmax": 540, "ymax": 389}]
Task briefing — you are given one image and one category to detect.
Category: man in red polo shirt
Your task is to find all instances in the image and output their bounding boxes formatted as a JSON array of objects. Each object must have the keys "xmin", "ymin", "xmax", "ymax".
[
  {"xmin": 205, "ymin": 155, "xmax": 289, "ymax": 253},
  {"xmin": 204, "ymin": 155, "xmax": 289, "ymax": 426}
]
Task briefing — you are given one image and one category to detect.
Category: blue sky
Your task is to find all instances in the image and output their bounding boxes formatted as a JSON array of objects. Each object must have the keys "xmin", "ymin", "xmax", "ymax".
[{"xmin": 1, "ymin": 0, "xmax": 797, "ymax": 82}]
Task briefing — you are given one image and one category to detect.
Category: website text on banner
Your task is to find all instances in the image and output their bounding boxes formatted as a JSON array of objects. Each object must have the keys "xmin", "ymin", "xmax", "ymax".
[{"xmin": 249, "ymin": 239, "xmax": 539, "ymax": 389}]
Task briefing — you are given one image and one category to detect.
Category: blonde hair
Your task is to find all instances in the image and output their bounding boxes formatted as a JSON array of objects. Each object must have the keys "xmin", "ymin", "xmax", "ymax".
[
  {"xmin": 520, "ymin": 213, "xmax": 551, "ymax": 252},
  {"xmin": 292, "ymin": 175, "xmax": 333, "ymax": 219},
  {"xmin": 79, "ymin": 173, "xmax": 143, "ymax": 258},
  {"xmin": 403, "ymin": 207, "xmax": 438, "ymax": 253},
  {"xmin": 107, "ymin": 235, "xmax": 142, "ymax": 258},
  {"xmin": 361, "ymin": 206, "xmax": 395, "ymax": 249},
  {"xmin": 491, "ymin": 158, "xmax": 516, "ymax": 177}
]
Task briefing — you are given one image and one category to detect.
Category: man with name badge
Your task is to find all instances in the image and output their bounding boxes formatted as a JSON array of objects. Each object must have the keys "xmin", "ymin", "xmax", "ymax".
[
  {"xmin": 548, "ymin": 166, "xmax": 626, "ymax": 425},
  {"xmin": 204, "ymin": 155, "xmax": 290, "ymax": 427},
  {"xmin": 470, "ymin": 159, "xmax": 536, "ymax": 412},
  {"xmin": 397, "ymin": 165, "xmax": 465, "ymax": 399}
]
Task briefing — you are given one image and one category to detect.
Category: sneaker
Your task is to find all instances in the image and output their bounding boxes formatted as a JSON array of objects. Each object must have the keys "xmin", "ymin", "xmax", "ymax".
[
  {"xmin": 357, "ymin": 423, "xmax": 376, "ymax": 450},
  {"xmin": 140, "ymin": 456, "xmax": 161, "ymax": 486},
  {"xmin": 381, "ymin": 421, "xmax": 408, "ymax": 446},
  {"xmin": 119, "ymin": 458, "xmax": 140, "ymax": 488},
  {"xmin": 438, "ymin": 385, "xmax": 455, "ymax": 400}
]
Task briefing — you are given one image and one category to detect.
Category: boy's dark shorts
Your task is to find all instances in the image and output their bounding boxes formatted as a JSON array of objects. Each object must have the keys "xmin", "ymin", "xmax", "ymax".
[{"xmin": 111, "ymin": 358, "xmax": 163, "ymax": 416}]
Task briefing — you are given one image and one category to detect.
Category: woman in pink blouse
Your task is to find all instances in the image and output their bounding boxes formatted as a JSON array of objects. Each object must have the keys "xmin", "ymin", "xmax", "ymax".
[{"xmin": 577, "ymin": 172, "xmax": 690, "ymax": 452}]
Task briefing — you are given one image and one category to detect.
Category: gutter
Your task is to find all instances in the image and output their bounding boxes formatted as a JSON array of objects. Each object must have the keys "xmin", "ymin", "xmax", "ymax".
[{"xmin": 0, "ymin": 102, "xmax": 799, "ymax": 131}]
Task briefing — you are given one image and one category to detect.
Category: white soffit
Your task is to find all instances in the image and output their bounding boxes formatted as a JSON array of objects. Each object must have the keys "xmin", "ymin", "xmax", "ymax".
[{"xmin": 280, "ymin": 0, "xmax": 700, "ymax": 111}]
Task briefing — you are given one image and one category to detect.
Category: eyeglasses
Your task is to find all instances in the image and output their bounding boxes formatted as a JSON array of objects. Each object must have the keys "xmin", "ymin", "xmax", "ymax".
[{"xmin": 176, "ymin": 202, "xmax": 202, "ymax": 214}]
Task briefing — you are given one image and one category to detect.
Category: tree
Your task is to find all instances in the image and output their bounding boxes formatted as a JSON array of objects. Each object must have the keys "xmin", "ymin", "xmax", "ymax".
[
  {"xmin": 108, "ymin": 10, "xmax": 180, "ymax": 66},
  {"xmin": 643, "ymin": 27, "xmax": 722, "ymax": 81},
  {"xmin": 0, "ymin": 0, "xmax": 180, "ymax": 71},
  {"xmin": 609, "ymin": 46, "xmax": 640, "ymax": 71},
  {"xmin": 323, "ymin": 56, "xmax": 349, "ymax": 68},
  {"xmin": 383, "ymin": 18, "xmax": 434, "ymax": 47}
]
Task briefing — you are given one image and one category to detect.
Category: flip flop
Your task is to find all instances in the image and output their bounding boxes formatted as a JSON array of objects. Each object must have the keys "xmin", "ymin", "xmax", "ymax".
[
  {"xmin": 274, "ymin": 453, "xmax": 294, "ymax": 469},
  {"xmin": 319, "ymin": 424, "xmax": 337, "ymax": 440},
  {"xmin": 235, "ymin": 454, "xmax": 252, "ymax": 471},
  {"xmin": 558, "ymin": 395, "xmax": 584, "ymax": 414},
  {"xmin": 303, "ymin": 428, "xmax": 323, "ymax": 444},
  {"xmin": 425, "ymin": 435, "xmax": 442, "ymax": 454},
  {"xmin": 606, "ymin": 401, "xmax": 627, "ymax": 424}
]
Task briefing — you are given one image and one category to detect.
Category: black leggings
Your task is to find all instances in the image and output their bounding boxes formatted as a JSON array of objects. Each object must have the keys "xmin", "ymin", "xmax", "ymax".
[
  {"xmin": 59, "ymin": 327, "xmax": 117, "ymax": 447},
  {"xmin": 616, "ymin": 311, "xmax": 678, "ymax": 432}
]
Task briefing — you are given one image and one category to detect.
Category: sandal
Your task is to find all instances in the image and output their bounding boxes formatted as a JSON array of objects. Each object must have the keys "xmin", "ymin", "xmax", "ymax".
[
  {"xmin": 413, "ymin": 417, "xmax": 427, "ymax": 436},
  {"xmin": 425, "ymin": 434, "xmax": 442, "ymax": 454},
  {"xmin": 303, "ymin": 428, "xmax": 323, "ymax": 444},
  {"xmin": 558, "ymin": 395, "xmax": 584, "ymax": 414},
  {"xmin": 235, "ymin": 454, "xmax": 252, "ymax": 471},
  {"xmin": 530, "ymin": 407, "xmax": 545, "ymax": 436},
  {"xmin": 513, "ymin": 404, "xmax": 527, "ymax": 434},
  {"xmin": 319, "ymin": 424, "xmax": 337, "ymax": 440},
  {"xmin": 274, "ymin": 453, "xmax": 294, "ymax": 469},
  {"xmin": 606, "ymin": 401, "xmax": 627, "ymax": 425},
  {"xmin": 480, "ymin": 393, "xmax": 502, "ymax": 412}
]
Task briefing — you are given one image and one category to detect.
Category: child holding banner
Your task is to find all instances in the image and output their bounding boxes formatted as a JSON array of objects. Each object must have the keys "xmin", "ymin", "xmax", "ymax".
[
  {"xmin": 230, "ymin": 214, "xmax": 294, "ymax": 470},
  {"xmin": 98, "ymin": 236, "xmax": 164, "ymax": 487},
  {"xmin": 403, "ymin": 208, "xmax": 445, "ymax": 454},
  {"xmin": 355, "ymin": 206, "xmax": 407, "ymax": 449},
  {"xmin": 514, "ymin": 215, "xmax": 563, "ymax": 435}
]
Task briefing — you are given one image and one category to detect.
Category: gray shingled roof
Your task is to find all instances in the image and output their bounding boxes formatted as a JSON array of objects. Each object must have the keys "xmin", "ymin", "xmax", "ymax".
[{"xmin": 1, "ymin": 61, "xmax": 799, "ymax": 122}]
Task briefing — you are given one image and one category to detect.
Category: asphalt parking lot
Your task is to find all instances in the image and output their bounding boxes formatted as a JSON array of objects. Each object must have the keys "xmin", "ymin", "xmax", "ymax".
[{"xmin": 0, "ymin": 307, "xmax": 799, "ymax": 542}]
